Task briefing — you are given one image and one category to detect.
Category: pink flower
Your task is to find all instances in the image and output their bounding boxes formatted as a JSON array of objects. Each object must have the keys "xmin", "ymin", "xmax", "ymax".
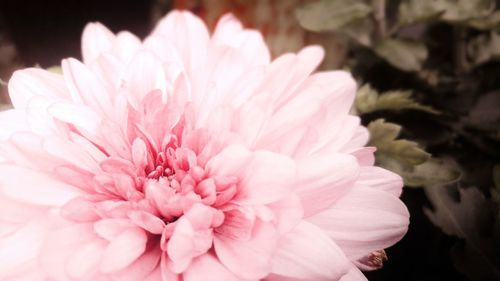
[{"xmin": 0, "ymin": 11, "xmax": 409, "ymax": 281}]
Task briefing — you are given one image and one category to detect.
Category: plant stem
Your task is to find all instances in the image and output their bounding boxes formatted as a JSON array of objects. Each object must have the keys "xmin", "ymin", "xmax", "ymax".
[
  {"xmin": 454, "ymin": 26, "xmax": 469, "ymax": 75},
  {"xmin": 372, "ymin": 0, "xmax": 387, "ymax": 39}
]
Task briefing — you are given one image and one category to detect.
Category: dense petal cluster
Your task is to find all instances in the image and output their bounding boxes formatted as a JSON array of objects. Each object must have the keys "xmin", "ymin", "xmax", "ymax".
[{"xmin": 0, "ymin": 11, "xmax": 409, "ymax": 281}]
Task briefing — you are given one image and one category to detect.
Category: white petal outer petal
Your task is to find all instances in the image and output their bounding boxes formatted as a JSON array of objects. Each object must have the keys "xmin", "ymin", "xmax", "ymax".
[
  {"xmin": 8, "ymin": 68, "xmax": 68, "ymax": 109},
  {"xmin": 39, "ymin": 223, "xmax": 97, "ymax": 281},
  {"xmin": 152, "ymin": 10, "xmax": 209, "ymax": 75},
  {"xmin": 0, "ymin": 219, "xmax": 49, "ymax": 278},
  {"xmin": 271, "ymin": 221, "xmax": 350, "ymax": 280},
  {"xmin": 122, "ymin": 50, "xmax": 168, "ymax": 109},
  {"xmin": 113, "ymin": 31, "xmax": 142, "ymax": 62},
  {"xmin": 307, "ymin": 185, "xmax": 409, "ymax": 260},
  {"xmin": 0, "ymin": 109, "xmax": 29, "ymax": 141},
  {"xmin": 81, "ymin": 22, "xmax": 115, "ymax": 64},
  {"xmin": 62, "ymin": 58, "xmax": 114, "ymax": 115}
]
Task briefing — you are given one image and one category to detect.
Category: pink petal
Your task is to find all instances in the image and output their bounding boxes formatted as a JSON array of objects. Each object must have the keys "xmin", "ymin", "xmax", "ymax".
[
  {"xmin": 212, "ymin": 13, "xmax": 270, "ymax": 64},
  {"xmin": 358, "ymin": 166, "xmax": 404, "ymax": 196},
  {"xmin": 349, "ymin": 147, "xmax": 376, "ymax": 166},
  {"xmin": 184, "ymin": 254, "xmax": 240, "ymax": 281},
  {"xmin": 339, "ymin": 266, "xmax": 368, "ymax": 281},
  {"xmin": 93, "ymin": 218, "xmax": 136, "ymax": 241},
  {"xmin": 100, "ymin": 227, "xmax": 148, "ymax": 273},
  {"xmin": 296, "ymin": 153, "xmax": 359, "ymax": 217},
  {"xmin": 166, "ymin": 218, "xmax": 196, "ymax": 273},
  {"xmin": 39, "ymin": 223, "xmax": 97, "ymax": 280},
  {"xmin": 128, "ymin": 210, "xmax": 166, "ymax": 234},
  {"xmin": 61, "ymin": 197, "xmax": 100, "ymax": 222},
  {"xmin": 47, "ymin": 101, "xmax": 101, "ymax": 137},
  {"xmin": 0, "ymin": 219, "xmax": 49, "ymax": 274},
  {"xmin": 307, "ymin": 185, "xmax": 409, "ymax": 260},
  {"xmin": 206, "ymin": 145, "xmax": 252, "ymax": 177},
  {"xmin": 110, "ymin": 244, "xmax": 162, "ymax": 281},
  {"xmin": 267, "ymin": 194, "xmax": 303, "ymax": 234},
  {"xmin": 237, "ymin": 150, "xmax": 296, "ymax": 205},
  {"xmin": 0, "ymin": 164, "xmax": 80, "ymax": 206},
  {"xmin": 215, "ymin": 208, "xmax": 254, "ymax": 241},
  {"xmin": 270, "ymin": 221, "xmax": 350, "ymax": 280},
  {"xmin": 214, "ymin": 221, "xmax": 277, "ymax": 279},
  {"xmin": 65, "ymin": 239, "xmax": 107, "ymax": 279}
]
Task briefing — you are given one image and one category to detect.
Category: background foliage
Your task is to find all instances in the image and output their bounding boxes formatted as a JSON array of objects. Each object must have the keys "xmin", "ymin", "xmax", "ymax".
[{"xmin": 0, "ymin": 0, "xmax": 499, "ymax": 280}]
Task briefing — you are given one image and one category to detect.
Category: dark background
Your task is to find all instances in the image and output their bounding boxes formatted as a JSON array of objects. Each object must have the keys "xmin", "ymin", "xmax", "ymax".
[{"xmin": 0, "ymin": 1, "xmax": 479, "ymax": 280}]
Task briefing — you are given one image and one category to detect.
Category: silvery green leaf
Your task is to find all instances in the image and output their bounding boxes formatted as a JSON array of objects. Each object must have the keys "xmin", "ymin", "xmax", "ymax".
[
  {"xmin": 374, "ymin": 38, "xmax": 428, "ymax": 72},
  {"xmin": 296, "ymin": 0, "xmax": 372, "ymax": 32},
  {"xmin": 356, "ymin": 84, "xmax": 438, "ymax": 114},
  {"xmin": 368, "ymin": 119, "xmax": 430, "ymax": 168}
]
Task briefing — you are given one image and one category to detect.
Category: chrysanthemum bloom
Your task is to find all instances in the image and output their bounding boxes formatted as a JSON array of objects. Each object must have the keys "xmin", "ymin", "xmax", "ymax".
[{"xmin": 0, "ymin": 11, "xmax": 409, "ymax": 281}]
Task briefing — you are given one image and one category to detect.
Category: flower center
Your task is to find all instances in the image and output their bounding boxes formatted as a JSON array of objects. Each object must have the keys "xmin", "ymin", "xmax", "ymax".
[{"xmin": 146, "ymin": 149, "xmax": 177, "ymax": 180}]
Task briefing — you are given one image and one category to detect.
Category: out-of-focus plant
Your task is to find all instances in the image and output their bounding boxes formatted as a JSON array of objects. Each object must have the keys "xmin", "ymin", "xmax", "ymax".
[{"xmin": 297, "ymin": 0, "xmax": 500, "ymax": 279}]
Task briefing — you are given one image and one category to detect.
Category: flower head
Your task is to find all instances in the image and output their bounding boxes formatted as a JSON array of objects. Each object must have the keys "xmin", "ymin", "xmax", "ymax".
[{"xmin": 0, "ymin": 11, "xmax": 409, "ymax": 281}]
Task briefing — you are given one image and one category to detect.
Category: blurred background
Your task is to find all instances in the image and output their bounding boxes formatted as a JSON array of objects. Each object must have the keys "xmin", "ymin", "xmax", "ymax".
[{"xmin": 1, "ymin": 0, "xmax": 499, "ymax": 280}]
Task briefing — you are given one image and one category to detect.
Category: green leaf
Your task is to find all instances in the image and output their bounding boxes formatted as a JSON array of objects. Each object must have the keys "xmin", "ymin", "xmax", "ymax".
[
  {"xmin": 366, "ymin": 119, "xmax": 462, "ymax": 187},
  {"xmin": 494, "ymin": 165, "xmax": 500, "ymax": 189},
  {"xmin": 47, "ymin": 65, "xmax": 62, "ymax": 74},
  {"xmin": 368, "ymin": 119, "xmax": 430, "ymax": 168},
  {"xmin": 467, "ymin": 31, "xmax": 500, "ymax": 67},
  {"xmin": 466, "ymin": 11, "xmax": 500, "ymax": 30},
  {"xmin": 398, "ymin": 0, "xmax": 496, "ymax": 26},
  {"xmin": 491, "ymin": 165, "xmax": 500, "ymax": 205},
  {"xmin": 0, "ymin": 104, "xmax": 12, "ymax": 111},
  {"xmin": 463, "ymin": 90, "xmax": 500, "ymax": 130},
  {"xmin": 355, "ymin": 84, "xmax": 439, "ymax": 114},
  {"xmin": 441, "ymin": 0, "xmax": 495, "ymax": 23},
  {"xmin": 296, "ymin": 0, "xmax": 372, "ymax": 32},
  {"xmin": 399, "ymin": 158, "xmax": 461, "ymax": 187},
  {"xmin": 398, "ymin": 0, "xmax": 446, "ymax": 26},
  {"xmin": 374, "ymin": 39, "xmax": 428, "ymax": 72},
  {"xmin": 339, "ymin": 18, "xmax": 373, "ymax": 47},
  {"xmin": 425, "ymin": 185, "xmax": 500, "ymax": 281}
]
